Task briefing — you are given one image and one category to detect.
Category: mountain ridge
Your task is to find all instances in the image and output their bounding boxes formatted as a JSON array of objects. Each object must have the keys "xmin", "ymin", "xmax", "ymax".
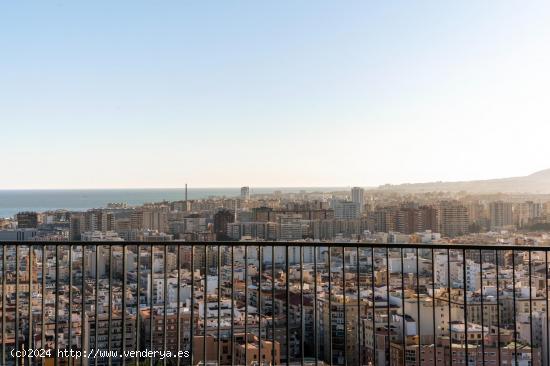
[{"xmin": 375, "ymin": 169, "xmax": 550, "ymax": 194}]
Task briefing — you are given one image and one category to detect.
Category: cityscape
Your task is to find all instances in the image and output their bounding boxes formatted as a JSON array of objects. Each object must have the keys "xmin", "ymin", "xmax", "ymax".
[
  {"xmin": 3, "ymin": 1, "xmax": 550, "ymax": 365},
  {"xmin": 2, "ymin": 177, "xmax": 550, "ymax": 365}
]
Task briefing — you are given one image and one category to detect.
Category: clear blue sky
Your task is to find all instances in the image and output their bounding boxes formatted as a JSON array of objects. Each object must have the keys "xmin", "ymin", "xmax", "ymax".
[{"xmin": 1, "ymin": 1, "xmax": 550, "ymax": 188}]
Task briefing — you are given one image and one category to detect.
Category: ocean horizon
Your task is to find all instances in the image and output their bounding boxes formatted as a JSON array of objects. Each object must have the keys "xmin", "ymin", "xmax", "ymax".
[{"xmin": 0, "ymin": 187, "xmax": 346, "ymax": 218}]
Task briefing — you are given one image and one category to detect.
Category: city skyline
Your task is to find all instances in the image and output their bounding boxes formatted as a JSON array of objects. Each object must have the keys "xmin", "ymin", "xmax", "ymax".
[
  {"xmin": 2, "ymin": 1, "xmax": 550, "ymax": 189},
  {"xmin": 3, "ymin": 2, "xmax": 550, "ymax": 365}
]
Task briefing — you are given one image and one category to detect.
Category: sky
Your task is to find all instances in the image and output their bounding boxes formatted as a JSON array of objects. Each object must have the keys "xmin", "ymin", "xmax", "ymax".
[{"xmin": 1, "ymin": 1, "xmax": 550, "ymax": 189}]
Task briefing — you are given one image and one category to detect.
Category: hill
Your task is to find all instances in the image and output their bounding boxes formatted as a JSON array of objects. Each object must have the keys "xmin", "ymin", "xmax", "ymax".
[{"xmin": 375, "ymin": 169, "xmax": 550, "ymax": 194}]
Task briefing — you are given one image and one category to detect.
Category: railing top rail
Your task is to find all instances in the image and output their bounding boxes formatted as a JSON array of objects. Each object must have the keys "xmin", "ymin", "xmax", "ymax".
[{"xmin": 1, "ymin": 240, "xmax": 550, "ymax": 250}]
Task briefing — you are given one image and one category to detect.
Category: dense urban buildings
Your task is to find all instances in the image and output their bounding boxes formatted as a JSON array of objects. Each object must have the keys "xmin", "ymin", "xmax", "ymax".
[
  {"xmin": 2, "ymin": 187, "xmax": 550, "ymax": 365},
  {"xmin": 4, "ymin": 186, "xmax": 550, "ymax": 244},
  {"xmin": 0, "ymin": 241, "xmax": 546, "ymax": 365}
]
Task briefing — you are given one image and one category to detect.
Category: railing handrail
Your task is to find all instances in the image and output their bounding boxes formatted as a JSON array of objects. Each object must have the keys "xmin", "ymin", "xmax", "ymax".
[
  {"xmin": 2, "ymin": 240, "xmax": 550, "ymax": 250},
  {"xmin": 0, "ymin": 240, "xmax": 546, "ymax": 366}
]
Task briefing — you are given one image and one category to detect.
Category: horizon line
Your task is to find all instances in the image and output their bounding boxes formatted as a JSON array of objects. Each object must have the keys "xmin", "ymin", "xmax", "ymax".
[{"xmin": 0, "ymin": 186, "xmax": 362, "ymax": 191}]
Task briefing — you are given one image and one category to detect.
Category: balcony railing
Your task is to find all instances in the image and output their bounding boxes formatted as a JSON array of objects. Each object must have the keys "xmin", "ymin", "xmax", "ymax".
[{"xmin": 0, "ymin": 242, "xmax": 548, "ymax": 366}]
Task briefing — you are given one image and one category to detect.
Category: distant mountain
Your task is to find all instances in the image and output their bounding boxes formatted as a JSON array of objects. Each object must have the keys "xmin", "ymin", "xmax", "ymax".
[{"xmin": 375, "ymin": 169, "xmax": 550, "ymax": 194}]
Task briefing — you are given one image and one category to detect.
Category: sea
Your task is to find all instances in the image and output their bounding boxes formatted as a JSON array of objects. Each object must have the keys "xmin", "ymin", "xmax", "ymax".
[{"xmin": 0, "ymin": 187, "xmax": 344, "ymax": 218}]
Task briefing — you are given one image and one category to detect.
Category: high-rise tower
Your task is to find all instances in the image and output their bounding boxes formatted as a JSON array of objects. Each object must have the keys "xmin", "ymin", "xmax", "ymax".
[{"xmin": 351, "ymin": 187, "xmax": 365, "ymax": 214}]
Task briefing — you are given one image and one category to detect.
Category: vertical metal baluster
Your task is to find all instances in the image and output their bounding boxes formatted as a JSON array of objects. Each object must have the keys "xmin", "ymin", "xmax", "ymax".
[
  {"xmin": 122, "ymin": 244, "xmax": 127, "ymax": 366},
  {"xmin": 356, "ymin": 246, "xmax": 361, "ymax": 366},
  {"xmin": 217, "ymin": 245, "xmax": 221, "ymax": 366},
  {"xmin": 286, "ymin": 245, "xmax": 290, "ymax": 366},
  {"xmin": 528, "ymin": 250, "xmax": 533, "ymax": 354},
  {"xmin": 385, "ymin": 248, "xmax": 390, "ymax": 366},
  {"xmin": 176, "ymin": 245, "xmax": 181, "ymax": 366},
  {"xmin": 272, "ymin": 245, "xmax": 275, "ymax": 366},
  {"xmin": 258, "ymin": 246, "xmax": 262, "ymax": 365},
  {"xmin": 546, "ymin": 250, "xmax": 549, "ymax": 366},
  {"xmin": 82, "ymin": 245, "xmax": 86, "ymax": 366},
  {"xmin": 149, "ymin": 244, "xmax": 153, "ymax": 366},
  {"xmin": 245, "ymin": 245, "xmax": 248, "ymax": 365},
  {"xmin": 1, "ymin": 244, "xmax": 5, "ymax": 366},
  {"xmin": 69, "ymin": 245, "xmax": 73, "ymax": 366},
  {"xmin": 462, "ymin": 249, "xmax": 468, "ymax": 366},
  {"xmin": 495, "ymin": 250, "xmax": 501, "ymax": 365},
  {"xmin": 328, "ymin": 246, "xmax": 332, "ymax": 366},
  {"xmin": 400, "ymin": 248, "xmax": 405, "ymax": 366},
  {"xmin": 29, "ymin": 245, "xmax": 33, "ymax": 365},
  {"xmin": 108, "ymin": 245, "xmax": 112, "ymax": 366},
  {"xmin": 415, "ymin": 247, "xmax": 420, "ymax": 366},
  {"xmin": 342, "ymin": 246, "xmax": 347, "ymax": 366},
  {"xmin": 447, "ymin": 249, "xmax": 453, "ymax": 366},
  {"xmin": 55, "ymin": 245, "xmax": 59, "ymax": 366},
  {"xmin": 94, "ymin": 246, "xmax": 99, "ymax": 366},
  {"xmin": 512, "ymin": 250, "xmax": 517, "ymax": 366},
  {"xmin": 15, "ymin": 245, "xmax": 19, "ymax": 366},
  {"xmin": 163, "ymin": 245, "xmax": 168, "ymax": 366},
  {"xmin": 231, "ymin": 246, "xmax": 235, "ymax": 366},
  {"xmin": 136, "ymin": 245, "xmax": 140, "ymax": 364},
  {"xmin": 105, "ymin": 245, "xmax": 112, "ymax": 363},
  {"xmin": 447, "ymin": 249, "xmax": 452, "ymax": 366},
  {"xmin": 244, "ymin": 244, "xmax": 248, "ymax": 364},
  {"xmin": 479, "ymin": 250, "xmax": 485, "ymax": 366},
  {"xmin": 190, "ymin": 245, "xmax": 195, "ymax": 366},
  {"xmin": 431, "ymin": 249, "xmax": 436, "ymax": 366},
  {"xmin": 203, "ymin": 245, "xmax": 207, "ymax": 365},
  {"xmin": 300, "ymin": 246, "xmax": 304, "ymax": 366},
  {"xmin": 314, "ymin": 246, "xmax": 318, "ymax": 366},
  {"xmin": 42, "ymin": 245, "xmax": 46, "ymax": 366},
  {"xmin": 371, "ymin": 247, "xmax": 376, "ymax": 366}
]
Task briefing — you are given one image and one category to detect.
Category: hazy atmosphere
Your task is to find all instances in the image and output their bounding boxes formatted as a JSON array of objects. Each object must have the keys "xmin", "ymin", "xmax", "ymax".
[
  {"xmin": 2, "ymin": 1, "xmax": 550, "ymax": 188},
  {"xmin": 4, "ymin": 3, "xmax": 550, "ymax": 366}
]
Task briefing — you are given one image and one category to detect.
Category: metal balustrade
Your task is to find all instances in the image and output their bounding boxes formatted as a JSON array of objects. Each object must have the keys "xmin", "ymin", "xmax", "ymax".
[{"xmin": 0, "ymin": 242, "xmax": 548, "ymax": 366}]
